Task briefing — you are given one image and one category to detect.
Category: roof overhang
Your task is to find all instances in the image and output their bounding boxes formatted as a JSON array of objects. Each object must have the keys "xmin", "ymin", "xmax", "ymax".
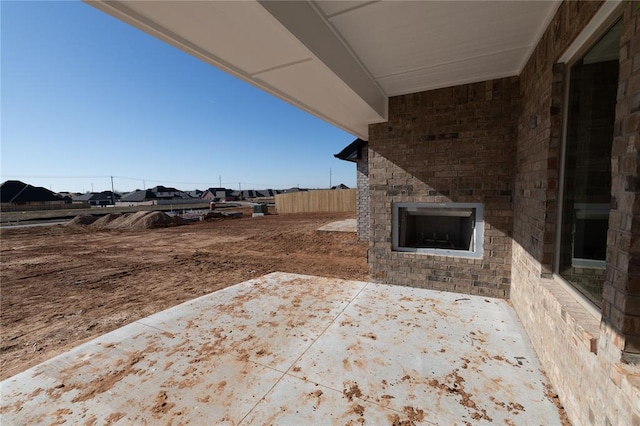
[
  {"xmin": 86, "ymin": 1, "xmax": 563, "ymax": 139},
  {"xmin": 334, "ymin": 138, "xmax": 367, "ymax": 163}
]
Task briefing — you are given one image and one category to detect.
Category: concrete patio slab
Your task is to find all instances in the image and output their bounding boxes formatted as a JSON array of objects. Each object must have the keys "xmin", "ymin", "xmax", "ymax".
[
  {"xmin": 1, "ymin": 272, "xmax": 561, "ymax": 425},
  {"xmin": 317, "ymin": 218, "xmax": 357, "ymax": 233}
]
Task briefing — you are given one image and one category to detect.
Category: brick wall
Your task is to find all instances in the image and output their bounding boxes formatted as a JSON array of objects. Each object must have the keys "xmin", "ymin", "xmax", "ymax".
[
  {"xmin": 368, "ymin": 77, "xmax": 519, "ymax": 298},
  {"xmin": 365, "ymin": 1, "xmax": 640, "ymax": 423},
  {"xmin": 604, "ymin": 1, "xmax": 640, "ymax": 363},
  {"xmin": 512, "ymin": 244, "xmax": 639, "ymax": 425},
  {"xmin": 356, "ymin": 147, "xmax": 370, "ymax": 242},
  {"xmin": 510, "ymin": 1, "xmax": 640, "ymax": 425}
]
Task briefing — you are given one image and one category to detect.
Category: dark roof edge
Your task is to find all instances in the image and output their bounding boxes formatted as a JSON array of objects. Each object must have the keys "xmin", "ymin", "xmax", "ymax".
[{"xmin": 334, "ymin": 138, "xmax": 367, "ymax": 162}]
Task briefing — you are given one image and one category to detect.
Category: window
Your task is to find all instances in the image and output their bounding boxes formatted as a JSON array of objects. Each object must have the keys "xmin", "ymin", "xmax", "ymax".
[{"xmin": 557, "ymin": 20, "xmax": 621, "ymax": 307}]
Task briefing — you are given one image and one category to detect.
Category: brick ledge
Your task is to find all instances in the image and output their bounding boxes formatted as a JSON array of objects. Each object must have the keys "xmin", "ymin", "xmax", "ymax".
[{"xmin": 540, "ymin": 275, "xmax": 601, "ymax": 354}]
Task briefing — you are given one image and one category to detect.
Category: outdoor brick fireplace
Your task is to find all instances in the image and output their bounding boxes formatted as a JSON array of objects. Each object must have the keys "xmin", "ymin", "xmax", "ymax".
[
  {"xmin": 392, "ymin": 202, "xmax": 483, "ymax": 258},
  {"xmin": 368, "ymin": 76, "xmax": 518, "ymax": 298}
]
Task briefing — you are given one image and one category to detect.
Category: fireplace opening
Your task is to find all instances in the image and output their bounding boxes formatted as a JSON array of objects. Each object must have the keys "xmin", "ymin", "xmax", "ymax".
[{"xmin": 392, "ymin": 203, "xmax": 483, "ymax": 258}]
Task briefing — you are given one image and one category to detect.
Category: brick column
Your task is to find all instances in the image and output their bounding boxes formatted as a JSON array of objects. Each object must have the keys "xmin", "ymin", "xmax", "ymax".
[
  {"xmin": 603, "ymin": 3, "xmax": 640, "ymax": 363},
  {"xmin": 356, "ymin": 147, "xmax": 370, "ymax": 242}
]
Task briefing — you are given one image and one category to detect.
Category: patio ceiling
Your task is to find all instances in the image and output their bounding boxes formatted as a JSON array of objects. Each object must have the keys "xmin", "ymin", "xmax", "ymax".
[{"xmin": 87, "ymin": 0, "xmax": 561, "ymax": 139}]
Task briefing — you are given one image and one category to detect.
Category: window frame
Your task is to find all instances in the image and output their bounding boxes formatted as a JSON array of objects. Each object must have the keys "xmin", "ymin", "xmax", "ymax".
[{"xmin": 553, "ymin": 3, "xmax": 623, "ymax": 319}]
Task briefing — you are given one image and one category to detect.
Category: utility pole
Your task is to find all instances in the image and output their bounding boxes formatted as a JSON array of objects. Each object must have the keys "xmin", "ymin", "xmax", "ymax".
[
  {"xmin": 239, "ymin": 182, "xmax": 242, "ymax": 190},
  {"xmin": 110, "ymin": 176, "xmax": 115, "ymax": 206},
  {"xmin": 91, "ymin": 182, "xmax": 93, "ymax": 192},
  {"xmin": 143, "ymin": 180, "xmax": 146, "ymax": 190},
  {"xmin": 219, "ymin": 175, "xmax": 222, "ymax": 188},
  {"xmin": 329, "ymin": 168, "xmax": 332, "ymax": 189}
]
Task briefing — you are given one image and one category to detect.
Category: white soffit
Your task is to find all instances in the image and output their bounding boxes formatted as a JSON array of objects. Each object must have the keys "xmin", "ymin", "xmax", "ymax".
[
  {"xmin": 87, "ymin": 0, "xmax": 563, "ymax": 138},
  {"xmin": 86, "ymin": 0, "xmax": 385, "ymax": 139},
  {"xmin": 314, "ymin": 0, "xmax": 562, "ymax": 96}
]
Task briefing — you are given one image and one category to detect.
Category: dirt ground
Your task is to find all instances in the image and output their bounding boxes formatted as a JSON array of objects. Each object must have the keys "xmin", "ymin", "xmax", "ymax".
[{"xmin": 0, "ymin": 210, "xmax": 367, "ymax": 380}]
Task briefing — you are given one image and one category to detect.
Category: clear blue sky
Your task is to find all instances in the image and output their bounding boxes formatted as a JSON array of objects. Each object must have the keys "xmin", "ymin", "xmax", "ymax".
[{"xmin": 1, "ymin": 1, "xmax": 357, "ymax": 193}]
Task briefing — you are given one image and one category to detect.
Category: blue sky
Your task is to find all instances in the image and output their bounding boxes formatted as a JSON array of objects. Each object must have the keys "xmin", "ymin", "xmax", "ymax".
[{"xmin": 1, "ymin": 1, "xmax": 357, "ymax": 193}]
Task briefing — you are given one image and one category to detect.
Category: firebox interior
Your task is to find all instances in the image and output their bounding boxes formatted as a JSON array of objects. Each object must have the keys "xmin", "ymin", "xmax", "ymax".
[{"xmin": 393, "ymin": 203, "xmax": 483, "ymax": 258}]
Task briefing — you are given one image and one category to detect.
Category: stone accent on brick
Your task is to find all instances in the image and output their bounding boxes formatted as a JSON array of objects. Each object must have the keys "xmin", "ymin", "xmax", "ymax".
[
  {"xmin": 368, "ymin": 77, "xmax": 518, "ymax": 299},
  {"xmin": 356, "ymin": 147, "xmax": 370, "ymax": 242}
]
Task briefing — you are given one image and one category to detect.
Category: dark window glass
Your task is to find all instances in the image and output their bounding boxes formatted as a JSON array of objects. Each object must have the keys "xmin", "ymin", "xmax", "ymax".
[{"xmin": 558, "ymin": 21, "xmax": 621, "ymax": 307}]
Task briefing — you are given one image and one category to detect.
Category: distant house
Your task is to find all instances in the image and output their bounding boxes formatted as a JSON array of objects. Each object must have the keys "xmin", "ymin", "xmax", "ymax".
[
  {"xmin": 0, "ymin": 180, "xmax": 68, "ymax": 210},
  {"xmin": 72, "ymin": 191, "xmax": 121, "ymax": 206},
  {"xmin": 202, "ymin": 187, "xmax": 234, "ymax": 201},
  {"xmin": 231, "ymin": 190, "xmax": 258, "ymax": 200},
  {"xmin": 335, "ymin": 138, "xmax": 368, "ymax": 241},
  {"xmin": 257, "ymin": 189, "xmax": 283, "ymax": 197},
  {"xmin": 119, "ymin": 188, "xmax": 203, "ymax": 206},
  {"xmin": 282, "ymin": 187, "xmax": 308, "ymax": 193},
  {"xmin": 228, "ymin": 189, "xmax": 282, "ymax": 200},
  {"xmin": 149, "ymin": 185, "xmax": 196, "ymax": 200},
  {"xmin": 58, "ymin": 192, "xmax": 81, "ymax": 199},
  {"xmin": 331, "ymin": 184, "xmax": 350, "ymax": 190},
  {"xmin": 119, "ymin": 190, "xmax": 156, "ymax": 203}
]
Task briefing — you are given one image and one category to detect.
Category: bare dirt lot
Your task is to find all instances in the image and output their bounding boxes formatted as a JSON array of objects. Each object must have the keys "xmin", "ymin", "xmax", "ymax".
[{"xmin": 0, "ymin": 210, "xmax": 367, "ymax": 380}]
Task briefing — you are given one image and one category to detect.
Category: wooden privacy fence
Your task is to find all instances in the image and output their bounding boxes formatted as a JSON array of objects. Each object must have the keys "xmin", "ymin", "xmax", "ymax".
[{"xmin": 275, "ymin": 189, "xmax": 356, "ymax": 214}]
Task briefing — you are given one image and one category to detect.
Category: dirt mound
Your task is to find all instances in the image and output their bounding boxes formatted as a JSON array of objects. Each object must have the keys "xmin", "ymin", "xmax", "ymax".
[
  {"xmin": 107, "ymin": 211, "xmax": 149, "ymax": 229},
  {"xmin": 91, "ymin": 213, "xmax": 125, "ymax": 228},
  {"xmin": 131, "ymin": 211, "xmax": 177, "ymax": 230},
  {"xmin": 204, "ymin": 211, "xmax": 244, "ymax": 221},
  {"xmin": 172, "ymin": 216, "xmax": 188, "ymax": 226},
  {"xmin": 68, "ymin": 215, "xmax": 98, "ymax": 226},
  {"xmin": 87, "ymin": 211, "xmax": 180, "ymax": 230}
]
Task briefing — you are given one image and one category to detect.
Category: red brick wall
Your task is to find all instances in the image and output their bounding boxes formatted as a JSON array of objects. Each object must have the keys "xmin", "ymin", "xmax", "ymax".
[{"xmin": 368, "ymin": 77, "xmax": 519, "ymax": 298}]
